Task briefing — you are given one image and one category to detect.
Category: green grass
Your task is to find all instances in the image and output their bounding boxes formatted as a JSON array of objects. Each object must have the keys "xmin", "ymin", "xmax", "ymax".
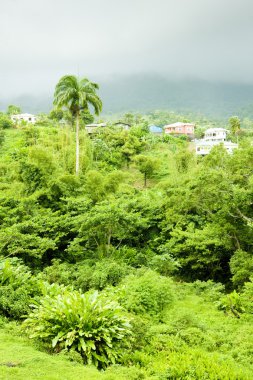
[
  {"xmin": 1, "ymin": 279, "xmax": 253, "ymax": 379},
  {"xmin": 0, "ymin": 327, "xmax": 146, "ymax": 380},
  {"xmin": 0, "ymin": 329, "xmax": 99, "ymax": 380}
]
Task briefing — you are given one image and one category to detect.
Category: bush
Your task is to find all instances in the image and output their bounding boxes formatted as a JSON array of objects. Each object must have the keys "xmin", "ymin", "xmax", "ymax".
[
  {"xmin": 41, "ymin": 259, "xmax": 75, "ymax": 286},
  {"xmin": 0, "ymin": 114, "xmax": 13, "ymax": 129},
  {"xmin": 24, "ymin": 289, "xmax": 131, "ymax": 369},
  {"xmin": 230, "ymin": 250, "xmax": 253, "ymax": 288},
  {"xmin": 119, "ymin": 269, "xmax": 174, "ymax": 317},
  {"xmin": 0, "ymin": 257, "xmax": 42, "ymax": 319},
  {"xmin": 217, "ymin": 291, "xmax": 245, "ymax": 317},
  {"xmin": 158, "ymin": 349, "xmax": 250, "ymax": 380},
  {"xmin": 116, "ymin": 246, "xmax": 155, "ymax": 268},
  {"xmin": 149, "ymin": 253, "xmax": 181, "ymax": 276},
  {"xmin": 42, "ymin": 259, "xmax": 130, "ymax": 292},
  {"xmin": 240, "ymin": 278, "xmax": 253, "ymax": 314},
  {"xmin": 0, "ymin": 130, "xmax": 5, "ymax": 146},
  {"xmin": 88, "ymin": 260, "xmax": 130, "ymax": 290},
  {"xmin": 192, "ymin": 280, "xmax": 225, "ymax": 302}
]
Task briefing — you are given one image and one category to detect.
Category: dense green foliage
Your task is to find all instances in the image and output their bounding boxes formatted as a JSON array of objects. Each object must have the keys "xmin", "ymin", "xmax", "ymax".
[
  {"xmin": 0, "ymin": 258, "xmax": 42, "ymax": 319},
  {"xmin": 24, "ymin": 288, "xmax": 131, "ymax": 369},
  {"xmin": 0, "ymin": 113, "xmax": 14, "ymax": 129},
  {"xmin": 0, "ymin": 108, "xmax": 253, "ymax": 378}
]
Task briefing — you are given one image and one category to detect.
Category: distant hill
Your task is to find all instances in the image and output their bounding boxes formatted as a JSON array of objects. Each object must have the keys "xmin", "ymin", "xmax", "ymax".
[{"xmin": 1, "ymin": 75, "xmax": 253, "ymax": 119}]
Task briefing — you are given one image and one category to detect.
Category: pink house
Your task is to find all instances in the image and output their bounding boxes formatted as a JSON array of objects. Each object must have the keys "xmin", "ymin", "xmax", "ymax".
[{"xmin": 164, "ymin": 122, "xmax": 195, "ymax": 137}]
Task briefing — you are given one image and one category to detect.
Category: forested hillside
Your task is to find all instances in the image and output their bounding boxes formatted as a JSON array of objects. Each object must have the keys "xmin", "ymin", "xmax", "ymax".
[
  {"xmin": 3, "ymin": 77, "xmax": 253, "ymax": 118},
  {"xmin": 0, "ymin": 114, "xmax": 253, "ymax": 379}
]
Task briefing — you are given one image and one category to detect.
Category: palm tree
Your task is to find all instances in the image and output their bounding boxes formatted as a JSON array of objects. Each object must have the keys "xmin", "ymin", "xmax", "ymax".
[{"xmin": 53, "ymin": 75, "xmax": 102, "ymax": 174}]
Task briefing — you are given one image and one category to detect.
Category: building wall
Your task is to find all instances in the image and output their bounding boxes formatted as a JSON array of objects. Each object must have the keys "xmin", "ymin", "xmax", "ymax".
[
  {"xmin": 11, "ymin": 114, "xmax": 37, "ymax": 124},
  {"xmin": 164, "ymin": 124, "xmax": 194, "ymax": 135}
]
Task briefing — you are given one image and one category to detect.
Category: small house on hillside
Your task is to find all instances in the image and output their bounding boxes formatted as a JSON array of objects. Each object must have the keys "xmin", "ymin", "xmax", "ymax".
[
  {"xmin": 203, "ymin": 128, "xmax": 228, "ymax": 142},
  {"xmin": 195, "ymin": 128, "xmax": 238, "ymax": 155},
  {"xmin": 164, "ymin": 122, "xmax": 195, "ymax": 138},
  {"xmin": 11, "ymin": 113, "xmax": 37, "ymax": 124},
  {"xmin": 113, "ymin": 122, "xmax": 131, "ymax": 130},
  {"xmin": 149, "ymin": 125, "xmax": 163, "ymax": 134},
  {"xmin": 85, "ymin": 123, "xmax": 107, "ymax": 134}
]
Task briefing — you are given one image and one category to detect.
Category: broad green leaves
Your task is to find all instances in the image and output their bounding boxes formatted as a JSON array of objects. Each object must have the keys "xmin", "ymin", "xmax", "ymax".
[{"xmin": 24, "ymin": 288, "xmax": 131, "ymax": 369}]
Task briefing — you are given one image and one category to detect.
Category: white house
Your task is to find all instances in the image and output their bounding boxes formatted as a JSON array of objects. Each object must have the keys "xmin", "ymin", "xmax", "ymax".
[
  {"xmin": 195, "ymin": 128, "xmax": 238, "ymax": 155},
  {"xmin": 11, "ymin": 113, "xmax": 37, "ymax": 124},
  {"xmin": 85, "ymin": 123, "xmax": 106, "ymax": 134},
  {"xmin": 113, "ymin": 122, "xmax": 131, "ymax": 131},
  {"xmin": 203, "ymin": 128, "xmax": 228, "ymax": 142}
]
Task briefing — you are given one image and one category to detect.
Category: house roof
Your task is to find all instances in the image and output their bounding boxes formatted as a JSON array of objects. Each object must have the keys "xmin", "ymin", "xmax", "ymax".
[
  {"xmin": 85, "ymin": 123, "xmax": 106, "ymax": 127},
  {"xmin": 149, "ymin": 125, "xmax": 163, "ymax": 133},
  {"xmin": 164, "ymin": 122, "xmax": 195, "ymax": 128},
  {"xmin": 12, "ymin": 113, "xmax": 36, "ymax": 117},
  {"xmin": 205, "ymin": 128, "xmax": 229, "ymax": 133},
  {"xmin": 113, "ymin": 122, "xmax": 131, "ymax": 127}
]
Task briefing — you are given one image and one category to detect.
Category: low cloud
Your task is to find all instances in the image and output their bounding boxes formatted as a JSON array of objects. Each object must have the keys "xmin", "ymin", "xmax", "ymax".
[{"xmin": 1, "ymin": 0, "xmax": 253, "ymax": 97}]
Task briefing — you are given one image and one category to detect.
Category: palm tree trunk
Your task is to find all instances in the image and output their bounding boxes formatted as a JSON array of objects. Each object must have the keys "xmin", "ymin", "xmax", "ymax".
[
  {"xmin": 75, "ymin": 112, "xmax": 80, "ymax": 175},
  {"xmin": 144, "ymin": 172, "xmax": 147, "ymax": 187}
]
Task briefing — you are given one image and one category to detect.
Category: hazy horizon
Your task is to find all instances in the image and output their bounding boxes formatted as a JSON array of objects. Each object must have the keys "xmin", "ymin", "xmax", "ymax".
[
  {"xmin": 1, "ymin": 0, "xmax": 253, "ymax": 99},
  {"xmin": 1, "ymin": 75, "xmax": 253, "ymax": 119}
]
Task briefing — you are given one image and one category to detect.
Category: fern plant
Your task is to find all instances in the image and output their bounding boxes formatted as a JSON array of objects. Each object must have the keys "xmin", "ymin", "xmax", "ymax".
[
  {"xmin": 0, "ymin": 257, "xmax": 42, "ymax": 319},
  {"xmin": 24, "ymin": 288, "xmax": 131, "ymax": 368}
]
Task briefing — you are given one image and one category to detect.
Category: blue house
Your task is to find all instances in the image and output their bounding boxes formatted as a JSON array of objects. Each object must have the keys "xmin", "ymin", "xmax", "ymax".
[{"xmin": 149, "ymin": 125, "xmax": 163, "ymax": 134}]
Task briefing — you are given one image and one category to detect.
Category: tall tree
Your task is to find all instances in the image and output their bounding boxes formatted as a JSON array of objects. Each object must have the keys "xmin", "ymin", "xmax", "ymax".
[
  {"xmin": 7, "ymin": 104, "xmax": 21, "ymax": 115},
  {"xmin": 134, "ymin": 155, "xmax": 160, "ymax": 187},
  {"xmin": 53, "ymin": 75, "xmax": 102, "ymax": 174},
  {"xmin": 229, "ymin": 116, "xmax": 241, "ymax": 142}
]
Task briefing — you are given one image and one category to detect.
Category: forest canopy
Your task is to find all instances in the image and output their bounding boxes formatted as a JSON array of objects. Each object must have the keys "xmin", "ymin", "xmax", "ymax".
[{"xmin": 0, "ymin": 102, "xmax": 253, "ymax": 379}]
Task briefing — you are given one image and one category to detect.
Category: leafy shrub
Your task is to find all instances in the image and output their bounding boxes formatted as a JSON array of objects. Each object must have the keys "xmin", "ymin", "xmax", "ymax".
[
  {"xmin": 42, "ymin": 259, "xmax": 130, "ymax": 292},
  {"xmin": 0, "ymin": 114, "xmax": 13, "ymax": 129},
  {"xmin": 240, "ymin": 278, "xmax": 253, "ymax": 314},
  {"xmin": 230, "ymin": 250, "xmax": 253, "ymax": 288},
  {"xmin": 217, "ymin": 291, "xmax": 244, "ymax": 317},
  {"xmin": 192, "ymin": 280, "xmax": 225, "ymax": 302},
  {"xmin": 149, "ymin": 253, "xmax": 181, "ymax": 276},
  {"xmin": 0, "ymin": 257, "xmax": 42, "ymax": 319},
  {"xmin": 24, "ymin": 289, "xmax": 131, "ymax": 369},
  {"xmin": 119, "ymin": 269, "xmax": 174, "ymax": 317},
  {"xmin": 146, "ymin": 324, "xmax": 188, "ymax": 354},
  {"xmin": 177, "ymin": 327, "xmax": 207, "ymax": 346},
  {"xmin": 0, "ymin": 130, "xmax": 5, "ymax": 146},
  {"xmin": 0, "ymin": 286, "xmax": 35, "ymax": 319},
  {"xmin": 168, "ymin": 309, "xmax": 206, "ymax": 333},
  {"xmin": 116, "ymin": 246, "xmax": 155, "ymax": 268},
  {"xmin": 157, "ymin": 349, "xmax": 251, "ymax": 380},
  {"xmin": 88, "ymin": 260, "xmax": 130, "ymax": 290},
  {"xmin": 41, "ymin": 259, "xmax": 75, "ymax": 286},
  {"xmin": 125, "ymin": 314, "xmax": 151, "ymax": 351}
]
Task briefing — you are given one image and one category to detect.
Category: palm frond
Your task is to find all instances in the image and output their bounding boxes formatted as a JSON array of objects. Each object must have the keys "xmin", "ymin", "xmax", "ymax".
[{"xmin": 53, "ymin": 75, "xmax": 102, "ymax": 117}]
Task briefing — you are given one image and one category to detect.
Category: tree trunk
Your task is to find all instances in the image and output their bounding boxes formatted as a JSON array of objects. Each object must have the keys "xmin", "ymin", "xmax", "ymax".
[
  {"xmin": 75, "ymin": 112, "xmax": 80, "ymax": 175},
  {"xmin": 144, "ymin": 173, "xmax": 147, "ymax": 187}
]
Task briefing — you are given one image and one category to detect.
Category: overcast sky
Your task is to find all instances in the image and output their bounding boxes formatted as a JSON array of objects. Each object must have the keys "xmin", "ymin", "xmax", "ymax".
[{"xmin": 1, "ymin": 0, "xmax": 253, "ymax": 96}]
